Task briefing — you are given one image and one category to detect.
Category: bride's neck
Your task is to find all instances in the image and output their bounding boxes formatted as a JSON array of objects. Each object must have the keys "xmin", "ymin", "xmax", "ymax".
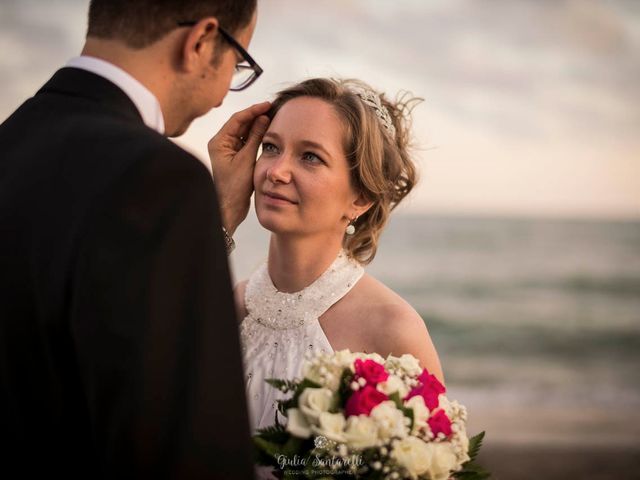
[{"xmin": 267, "ymin": 235, "xmax": 344, "ymax": 293}]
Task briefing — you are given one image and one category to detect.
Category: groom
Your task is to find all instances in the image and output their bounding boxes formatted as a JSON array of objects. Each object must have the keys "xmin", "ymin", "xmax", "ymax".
[{"xmin": 0, "ymin": 0, "xmax": 268, "ymax": 478}]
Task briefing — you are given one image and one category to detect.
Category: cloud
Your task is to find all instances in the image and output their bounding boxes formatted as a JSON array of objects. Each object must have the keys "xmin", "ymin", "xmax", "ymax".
[
  {"xmin": 0, "ymin": 0, "xmax": 87, "ymax": 113},
  {"xmin": 1, "ymin": 0, "xmax": 638, "ymax": 218},
  {"xmin": 247, "ymin": 0, "xmax": 640, "ymax": 145}
]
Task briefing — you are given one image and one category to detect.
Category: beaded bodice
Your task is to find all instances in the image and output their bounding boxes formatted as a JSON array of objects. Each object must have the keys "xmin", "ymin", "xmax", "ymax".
[
  {"xmin": 244, "ymin": 249, "xmax": 364, "ymax": 330},
  {"xmin": 239, "ymin": 249, "xmax": 364, "ymax": 433}
]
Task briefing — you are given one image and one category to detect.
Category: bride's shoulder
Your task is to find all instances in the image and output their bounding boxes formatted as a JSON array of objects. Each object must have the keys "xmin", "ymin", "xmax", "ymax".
[
  {"xmin": 351, "ymin": 274, "xmax": 444, "ymax": 382},
  {"xmin": 351, "ymin": 274, "xmax": 423, "ymax": 330}
]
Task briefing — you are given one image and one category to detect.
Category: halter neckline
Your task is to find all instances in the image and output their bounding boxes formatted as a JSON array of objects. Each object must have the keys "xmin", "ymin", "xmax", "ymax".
[{"xmin": 244, "ymin": 249, "xmax": 364, "ymax": 330}]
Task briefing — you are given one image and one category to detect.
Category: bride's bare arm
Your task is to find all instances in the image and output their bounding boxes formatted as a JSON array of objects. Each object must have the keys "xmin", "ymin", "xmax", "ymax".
[
  {"xmin": 233, "ymin": 279, "xmax": 249, "ymax": 321},
  {"xmin": 347, "ymin": 275, "xmax": 445, "ymax": 386},
  {"xmin": 372, "ymin": 303, "xmax": 445, "ymax": 386}
]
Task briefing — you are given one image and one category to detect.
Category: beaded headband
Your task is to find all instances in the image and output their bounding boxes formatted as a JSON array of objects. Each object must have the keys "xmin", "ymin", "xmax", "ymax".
[{"xmin": 349, "ymin": 85, "xmax": 396, "ymax": 137}]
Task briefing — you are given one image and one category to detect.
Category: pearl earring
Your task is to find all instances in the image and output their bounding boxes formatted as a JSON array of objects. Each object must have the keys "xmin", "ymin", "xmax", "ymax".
[{"xmin": 345, "ymin": 216, "xmax": 358, "ymax": 235}]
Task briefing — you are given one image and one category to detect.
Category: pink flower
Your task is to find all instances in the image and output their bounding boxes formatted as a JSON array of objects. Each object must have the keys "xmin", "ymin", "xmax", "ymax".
[
  {"xmin": 418, "ymin": 369, "xmax": 445, "ymax": 391},
  {"xmin": 354, "ymin": 358, "xmax": 389, "ymax": 386},
  {"xmin": 404, "ymin": 369, "xmax": 446, "ymax": 410},
  {"xmin": 427, "ymin": 409, "xmax": 453, "ymax": 437},
  {"xmin": 345, "ymin": 385, "xmax": 389, "ymax": 417}
]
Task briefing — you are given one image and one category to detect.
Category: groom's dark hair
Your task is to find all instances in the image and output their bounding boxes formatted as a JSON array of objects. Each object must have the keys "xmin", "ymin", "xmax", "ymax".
[{"xmin": 87, "ymin": 0, "xmax": 257, "ymax": 48}]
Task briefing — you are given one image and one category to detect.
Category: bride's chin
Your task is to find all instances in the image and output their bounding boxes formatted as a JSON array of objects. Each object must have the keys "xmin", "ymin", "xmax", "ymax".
[{"xmin": 256, "ymin": 215, "xmax": 292, "ymax": 234}]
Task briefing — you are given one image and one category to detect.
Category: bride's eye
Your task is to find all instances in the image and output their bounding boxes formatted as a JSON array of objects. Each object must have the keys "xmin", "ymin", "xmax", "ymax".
[
  {"xmin": 262, "ymin": 142, "xmax": 279, "ymax": 154},
  {"xmin": 302, "ymin": 151, "xmax": 324, "ymax": 164}
]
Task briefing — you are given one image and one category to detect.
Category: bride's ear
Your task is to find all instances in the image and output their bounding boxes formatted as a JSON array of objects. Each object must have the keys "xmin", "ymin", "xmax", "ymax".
[{"xmin": 351, "ymin": 192, "xmax": 374, "ymax": 218}]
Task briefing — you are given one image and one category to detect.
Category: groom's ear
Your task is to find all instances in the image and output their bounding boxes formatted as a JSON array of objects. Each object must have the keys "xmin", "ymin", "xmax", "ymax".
[{"xmin": 179, "ymin": 17, "xmax": 220, "ymax": 73}]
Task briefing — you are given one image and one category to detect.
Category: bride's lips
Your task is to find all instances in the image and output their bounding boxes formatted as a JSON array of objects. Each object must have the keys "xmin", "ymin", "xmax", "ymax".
[{"xmin": 262, "ymin": 190, "xmax": 298, "ymax": 205}]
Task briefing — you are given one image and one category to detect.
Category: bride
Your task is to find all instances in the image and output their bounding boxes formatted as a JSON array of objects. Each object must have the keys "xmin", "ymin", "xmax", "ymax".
[{"xmin": 235, "ymin": 78, "xmax": 443, "ymax": 433}]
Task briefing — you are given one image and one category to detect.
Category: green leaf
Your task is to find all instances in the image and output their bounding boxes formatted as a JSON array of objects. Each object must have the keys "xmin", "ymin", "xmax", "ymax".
[
  {"xmin": 388, "ymin": 391, "xmax": 403, "ymax": 408},
  {"xmin": 290, "ymin": 378, "xmax": 323, "ymax": 406},
  {"xmin": 403, "ymin": 406, "xmax": 414, "ymax": 432},
  {"xmin": 453, "ymin": 431, "xmax": 491, "ymax": 479},
  {"xmin": 335, "ymin": 368, "xmax": 355, "ymax": 408},
  {"xmin": 282, "ymin": 435, "xmax": 305, "ymax": 456},
  {"xmin": 253, "ymin": 422, "xmax": 291, "ymax": 468},
  {"xmin": 277, "ymin": 397, "xmax": 295, "ymax": 416},
  {"xmin": 274, "ymin": 405, "xmax": 285, "ymax": 427},
  {"xmin": 388, "ymin": 391, "xmax": 415, "ymax": 431},
  {"xmin": 467, "ymin": 431, "xmax": 485, "ymax": 462},
  {"xmin": 255, "ymin": 423, "xmax": 288, "ymax": 445},
  {"xmin": 271, "ymin": 378, "xmax": 320, "ymax": 419},
  {"xmin": 453, "ymin": 462, "xmax": 491, "ymax": 480},
  {"xmin": 253, "ymin": 436, "xmax": 285, "ymax": 459}
]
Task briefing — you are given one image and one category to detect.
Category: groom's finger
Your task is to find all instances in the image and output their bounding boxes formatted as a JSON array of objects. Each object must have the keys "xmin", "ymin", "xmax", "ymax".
[
  {"xmin": 242, "ymin": 115, "xmax": 270, "ymax": 154},
  {"xmin": 222, "ymin": 101, "xmax": 271, "ymax": 137}
]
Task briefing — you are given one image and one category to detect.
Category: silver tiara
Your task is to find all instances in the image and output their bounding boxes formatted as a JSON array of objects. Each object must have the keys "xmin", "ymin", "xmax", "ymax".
[{"xmin": 349, "ymin": 86, "xmax": 396, "ymax": 137}]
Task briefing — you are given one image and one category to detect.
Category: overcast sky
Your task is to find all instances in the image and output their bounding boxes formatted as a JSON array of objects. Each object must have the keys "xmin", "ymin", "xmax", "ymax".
[{"xmin": 1, "ymin": 0, "xmax": 638, "ymax": 219}]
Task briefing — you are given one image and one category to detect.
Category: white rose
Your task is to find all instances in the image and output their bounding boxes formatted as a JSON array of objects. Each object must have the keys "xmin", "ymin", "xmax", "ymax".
[
  {"xmin": 397, "ymin": 354, "xmax": 423, "ymax": 376},
  {"xmin": 458, "ymin": 428, "xmax": 469, "ymax": 455},
  {"xmin": 298, "ymin": 387, "xmax": 334, "ymax": 423},
  {"xmin": 389, "ymin": 436, "xmax": 433, "ymax": 479},
  {"xmin": 453, "ymin": 427, "xmax": 470, "ymax": 464},
  {"xmin": 311, "ymin": 412, "xmax": 347, "ymax": 443},
  {"xmin": 370, "ymin": 400, "xmax": 408, "ymax": 441},
  {"xmin": 343, "ymin": 415, "xmax": 379, "ymax": 450},
  {"xmin": 352, "ymin": 351, "xmax": 386, "ymax": 365},
  {"xmin": 301, "ymin": 361, "xmax": 325, "ymax": 386},
  {"xmin": 438, "ymin": 394, "xmax": 454, "ymax": 417},
  {"xmin": 385, "ymin": 354, "xmax": 400, "ymax": 365},
  {"xmin": 365, "ymin": 352, "xmax": 386, "ymax": 364},
  {"xmin": 301, "ymin": 359, "xmax": 342, "ymax": 391},
  {"xmin": 286, "ymin": 408, "xmax": 312, "ymax": 438},
  {"xmin": 333, "ymin": 349, "xmax": 357, "ymax": 369},
  {"xmin": 377, "ymin": 374, "xmax": 409, "ymax": 398},
  {"xmin": 424, "ymin": 442, "xmax": 459, "ymax": 480},
  {"xmin": 404, "ymin": 395, "xmax": 430, "ymax": 434}
]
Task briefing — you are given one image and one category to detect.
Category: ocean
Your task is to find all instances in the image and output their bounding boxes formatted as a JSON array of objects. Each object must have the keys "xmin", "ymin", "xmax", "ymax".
[{"xmin": 229, "ymin": 212, "xmax": 640, "ymax": 448}]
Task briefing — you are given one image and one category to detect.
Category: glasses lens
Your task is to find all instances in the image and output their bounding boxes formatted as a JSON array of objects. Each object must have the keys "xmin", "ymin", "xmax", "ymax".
[{"xmin": 230, "ymin": 65, "xmax": 256, "ymax": 91}]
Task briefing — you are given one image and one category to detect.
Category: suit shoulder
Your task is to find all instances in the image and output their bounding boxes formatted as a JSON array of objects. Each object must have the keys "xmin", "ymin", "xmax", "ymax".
[
  {"xmin": 81, "ymin": 119, "xmax": 212, "ymax": 194},
  {"xmin": 69, "ymin": 124, "xmax": 217, "ymax": 239}
]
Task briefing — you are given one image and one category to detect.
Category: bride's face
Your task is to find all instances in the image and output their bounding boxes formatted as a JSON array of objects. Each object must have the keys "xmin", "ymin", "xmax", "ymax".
[{"xmin": 254, "ymin": 96, "xmax": 357, "ymax": 237}]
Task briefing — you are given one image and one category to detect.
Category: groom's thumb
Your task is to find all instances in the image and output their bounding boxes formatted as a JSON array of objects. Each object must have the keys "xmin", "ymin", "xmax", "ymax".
[{"xmin": 244, "ymin": 115, "xmax": 270, "ymax": 152}]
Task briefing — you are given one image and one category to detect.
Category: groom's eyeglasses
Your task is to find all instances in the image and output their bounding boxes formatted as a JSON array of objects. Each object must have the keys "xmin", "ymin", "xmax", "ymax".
[{"xmin": 177, "ymin": 21, "xmax": 263, "ymax": 91}]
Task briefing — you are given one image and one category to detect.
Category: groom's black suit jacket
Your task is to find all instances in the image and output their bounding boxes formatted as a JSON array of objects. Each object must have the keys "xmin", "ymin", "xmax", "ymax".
[{"xmin": 0, "ymin": 68, "xmax": 254, "ymax": 479}]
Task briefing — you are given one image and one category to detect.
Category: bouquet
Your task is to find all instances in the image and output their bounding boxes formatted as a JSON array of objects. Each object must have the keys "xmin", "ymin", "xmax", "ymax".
[{"xmin": 253, "ymin": 349, "xmax": 489, "ymax": 479}]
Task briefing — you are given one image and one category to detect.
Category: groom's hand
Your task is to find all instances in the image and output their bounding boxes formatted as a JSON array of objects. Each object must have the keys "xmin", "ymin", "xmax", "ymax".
[{"xmin": 208, "ymin": 101, "xmax": 271, "ymax": 235}]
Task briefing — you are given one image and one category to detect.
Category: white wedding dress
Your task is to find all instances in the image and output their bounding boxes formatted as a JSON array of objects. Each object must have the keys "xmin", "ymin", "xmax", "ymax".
[{"xmin": 239, "ymin": 249, "xmax": 364, "ymax": 433}]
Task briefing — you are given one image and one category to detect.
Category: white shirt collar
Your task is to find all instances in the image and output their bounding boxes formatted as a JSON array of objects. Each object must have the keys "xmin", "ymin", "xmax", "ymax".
[{"xmin": 65, "ymin": 56, "xmax": 165, "ymax": 135}]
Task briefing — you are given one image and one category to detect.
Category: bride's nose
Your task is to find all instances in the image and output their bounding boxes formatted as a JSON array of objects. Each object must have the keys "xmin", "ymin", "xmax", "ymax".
[{"xmin": 266, "ymin": 155, "xmax": 292, "ymax": 184}]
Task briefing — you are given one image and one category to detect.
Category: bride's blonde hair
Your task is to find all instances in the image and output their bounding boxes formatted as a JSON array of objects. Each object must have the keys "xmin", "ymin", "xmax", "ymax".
[{"xmin": 268, "ymin": 78, "xmax": 421, "ymax": 265}]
